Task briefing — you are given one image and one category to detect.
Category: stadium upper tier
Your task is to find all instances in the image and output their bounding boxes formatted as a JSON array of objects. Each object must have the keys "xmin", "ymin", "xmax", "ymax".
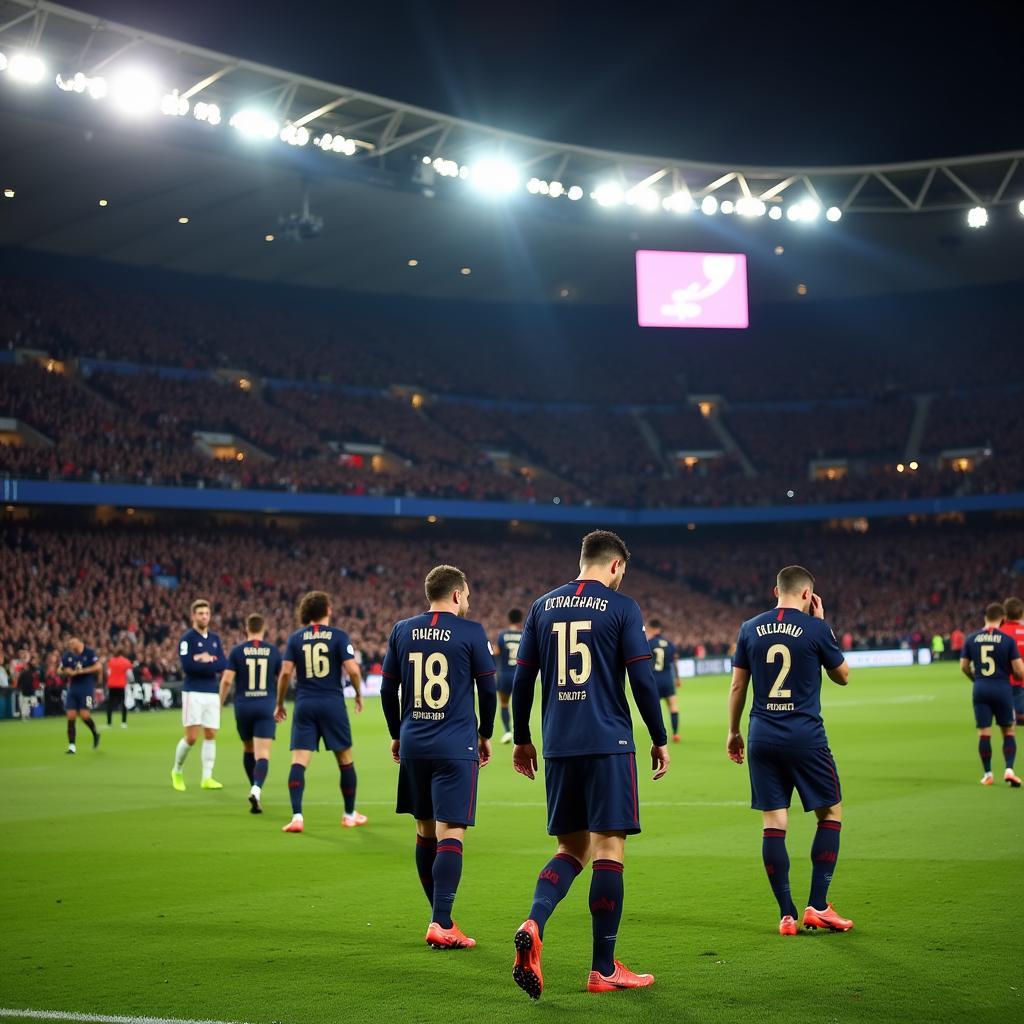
[
  {"xmin": 1, "ymin": 273, "xmax": 1022, "ymax": 510},
  {"xmin": 2, "ymin": 518, "xmax": 1020, "ymax": 678}
]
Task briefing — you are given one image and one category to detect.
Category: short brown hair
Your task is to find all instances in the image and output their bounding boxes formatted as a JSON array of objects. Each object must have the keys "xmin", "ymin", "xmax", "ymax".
[
  {"xmin": 425, "ymin": 565, "xmax": 467, "ymax": 603},
  {"xmin": 246, "ymin": 613, "xmax": 265, "ymax": 635},
  {"xmin": 580, "ymin": 530, "xmax": 630, "ymax": 566},
  {"xmin": 1004, "ymin": 597, "xmax": 1023, "ymax": 620},
  {"xmin": 985, "ymin": 601, "xmax": 1006, "ymax": 622},
  {"xmin": 298, "ymin": 591, "xmax": 330, "ymax": 625},
  {"xmin": 777, "ymin": 565, "xmax": 815, "ymax": 595},
  {"xmin": 190, "ymin": 599, "xmax": 210, "ymax": 616}
]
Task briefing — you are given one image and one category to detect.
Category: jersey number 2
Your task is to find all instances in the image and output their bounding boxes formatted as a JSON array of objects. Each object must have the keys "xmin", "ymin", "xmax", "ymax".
[{"xmin": 766, "ymin": 643, "xmax": 792, "ymax": 698}]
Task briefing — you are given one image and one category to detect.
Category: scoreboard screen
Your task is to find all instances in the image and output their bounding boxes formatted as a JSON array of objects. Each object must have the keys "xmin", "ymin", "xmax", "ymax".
[{"xmin": 636, "ymin": 250, "xmax": 749, "ymax": 329}]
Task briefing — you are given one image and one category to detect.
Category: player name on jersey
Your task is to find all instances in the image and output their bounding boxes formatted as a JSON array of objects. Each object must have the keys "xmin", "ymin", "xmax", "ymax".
[
  {"xmin": 544, "ymin": 594, "xmax": 610, "ymax": 612},
  {"xmin": 411, "ymin": 627, "xmax": 452, "ymax": 641},
  {"xmin": 755, "ymin": 622, "xmax": 805, "ymax": 638}
]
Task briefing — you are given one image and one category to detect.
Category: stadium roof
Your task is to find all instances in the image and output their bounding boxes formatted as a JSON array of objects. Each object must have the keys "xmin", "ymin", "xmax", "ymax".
[{"xmin": 1, "ymin": 0, "xmax": 1023, "ymax": 305}]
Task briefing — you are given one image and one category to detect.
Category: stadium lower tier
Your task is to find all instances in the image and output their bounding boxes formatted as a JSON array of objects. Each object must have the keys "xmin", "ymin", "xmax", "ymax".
[{"xmin": 2, "ymin": 510, "xmax": 1021, "ymax": 691}]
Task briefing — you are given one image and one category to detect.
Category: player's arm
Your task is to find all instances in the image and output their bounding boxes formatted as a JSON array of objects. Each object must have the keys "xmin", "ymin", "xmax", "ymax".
[
  {"xmin": 379, "ymin": 626, "xmax": 401, "ymax": 760},
  {"xmin": 275, "ymin": 660, "xmax": 294, "ymax": 721},
  {"xmin": 180, "ymin": 638, "xmax": 216, "ymax": 673},
  {"xmin": 510, "ymin": 609, "xmax": 540, "ymax": 779},
  {"xmin": 342, "ymin": 658, "xmax": 363, "ymax": 713},
  {"xmin": 218, "ymin": 668, "xmax": 236, "ymax": 708},
  {"xmin": 727, "ymin": 666, "xmax": 751, "ymax": 763},
  {"xmin": 622, "ymin": 604, "xmax": 669, "ymax": 779},
  {"xmin": 472, "ymin": 626, "xmax": 498, "ymax": 767},
  {"xmin": 812, "ymin": 600, "xmax": 849, "ymax": 686},
  {"xmin": 959, "ymin": 656, "xmax": 974, "ymax": 682},
  {"xmin": 826, "ymin": 661, "xmax": 850, "ymax": 686}
]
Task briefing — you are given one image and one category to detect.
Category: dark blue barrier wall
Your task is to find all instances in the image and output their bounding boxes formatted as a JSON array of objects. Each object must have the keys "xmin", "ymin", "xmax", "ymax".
[{"xmin": 3, "ymin": 479, "xmax": 1022, "ymax": 525}]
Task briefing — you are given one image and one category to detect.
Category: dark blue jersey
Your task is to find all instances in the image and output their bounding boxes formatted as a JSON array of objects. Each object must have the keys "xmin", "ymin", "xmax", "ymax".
[
  {"xmin": 733, "ymin": 608, "xmax": 845, "ymax": 748},
  {"xmin": 228, "ymin": 641, "xmax": 281, "ymax": 709},
  {"xmin": 649, "ymin": 635, "xmax": 676, "ymax": 686},
  {"xmin": 495, "ymin": 629, "xmax": 524, "ymax": 685},
  {"xmin": 380, "ymin": 611, "xmax": 497, "ymax": 760},
  {"xmin": 284, "ymin": 624, "xmax": 355, "ymax": 700},
  {"xmin": 963, "ymin": 629, "xmax": 1021, "ymax": 684},
  {"xmin": 179, "ymin": 629, "xmax": 227, "ymax": 694},
  {"xmin": 62, "ymin": 646, "xmax": 99, "ymax": 686},
  {"xmin": 513, "ymin": 579, "xmax": 664, "ymax": 757}
]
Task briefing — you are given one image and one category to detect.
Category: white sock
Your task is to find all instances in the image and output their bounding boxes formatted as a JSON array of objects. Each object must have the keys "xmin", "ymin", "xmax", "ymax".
[
  {"xmin": 292, "ymin": 812, "xmax": 303, "ymax": 821},
  {"xmin": 174, "ymin": 739, "xmax": 192, "ymax": 771},
  {"xmin": 250, "ymin": 784, "xmax": 262, "ymax": 799},
  {"xmin": 201, "ymin": 739, "xmax": 216, "ymax": 780}
]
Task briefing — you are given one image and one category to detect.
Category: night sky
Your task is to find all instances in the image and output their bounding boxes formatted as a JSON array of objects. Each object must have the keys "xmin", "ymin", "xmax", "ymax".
[{"xmin": 71, "ymin": 0, "xmax": 1018, "ymax": 167}]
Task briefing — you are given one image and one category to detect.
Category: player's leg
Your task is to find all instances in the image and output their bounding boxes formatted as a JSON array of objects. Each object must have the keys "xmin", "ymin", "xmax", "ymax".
[
  {"xmin": 1015, "ymin": 686, "xmax": 1024, "ymax": 729},
  {"xmin": 415, "ymin": 819, "xmax": 438, "ymax": 906},
  {"xmin": 428, "ymin": 823, "xmax": 469, "ymax": 937},
  {"xmin": 498, "ymin": 690, "xmax": 512, "ymax": 743},
  {"xmin": 999, "ymin": 722, "xmax": 1020, "ymax": 787},
  {"xmin": 79, "ymin": 705, "xmax": 100, "ymax": 747},
  {"xmin": 760, "ymin": 807, "xmax": 799, "ymax": 926},
  {"xmin": 283, "ymin": 747, "xmax": 312, "ymax": 831},
  {"xmin": 666, "ymin": 693, "xmax": 680, "ymax": 742},
  {"xmin": 106, "ymin": 692, "xmax": 114, "ymax": 728},
  {"xmin": 173, "ymin": 693, "xmax": 201, "ymax": 789},
  {"xmin": 977, "ymin": 714, "xmax": 994, "ymax": 784},
  {"xmin": 250, "ymin": 734, "xmax": 273, "ymax": 812},
  {"xmin": 119, "ymin": 688, "xmax": 127, "ymax": 726},
  {"xmin": 242, "ymin": 739, "xmax": 256, "ymax": 786},
  {"xmin": 198, "ymin": 695, "xmax": 222, "ymax": 788},
  {"xmin": 65, "ymin": 706, "xmax": 78, "ymax": 753},
  {"xmin": 335, "ymin": 747, "xmax": 366, "ymax": 826}
]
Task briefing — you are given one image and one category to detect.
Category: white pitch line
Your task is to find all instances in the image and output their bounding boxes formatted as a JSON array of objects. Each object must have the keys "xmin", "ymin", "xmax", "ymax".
[{"xmin": 0, "ymin": 1010, "xmax": 252, "ymax": 1024}]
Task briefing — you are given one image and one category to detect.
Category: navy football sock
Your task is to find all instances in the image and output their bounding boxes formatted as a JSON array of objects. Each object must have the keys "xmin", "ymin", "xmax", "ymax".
[
  {"xmin": 808, "ymin": 821, "xmax": 842, "ymax": 911},
  {"xmin": 82, "ymin": 716, "xmax": 98, "ymax": 737},
  {"xmin": 979, "ymin": 736, "xmax": 992, "ymax": 772},
  {"xmin": 415, "ymin": 835, "xmax": 438, "ymax": 905},
  {"xmin": 528, "ymin": 853, "xmax": 582, "ymax": 938},
  {"xmin": 1003, "ymin": 735, "xmax": 1017, "ymax": 770},
  {"xmin": 340, "ymin": 763, "xmax": 357, "ymax": 815},
  {"xmin": 243, "ymin": 751, "xmax": 255, "ymax": 784},
  {"xmin": 431, "ymin": 839, "xmax": 463, "ymax": 928},
  {"xmin": 287, "ymin": 764, "xmax": 305, "ymax": 815},
  {"xmin": 67, "ymin": 720, "xmax": 76, "ymax": 744},
  {"xmin": 589, "ymin": 860, "xmax": 624, "ymax": 976},
  {"xmin": 762, "ymin": 828, "xmax": 798, "ymax": 919},
  {"xmin": 670, "ymin": 711, "xmax": 680, "ymax": 734},
  {"xmin": 253, "ymin": 758, "xmax": 268, "ymax": 787},
  {"xmin": 500, "ymin": 706, "xmax": 511, "ymax": 732}
]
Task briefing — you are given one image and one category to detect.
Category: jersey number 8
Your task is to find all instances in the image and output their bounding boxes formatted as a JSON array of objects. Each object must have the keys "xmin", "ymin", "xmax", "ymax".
[{"xmin": 409, "ymin": 652, "xmax": 451, "ymax": 710}]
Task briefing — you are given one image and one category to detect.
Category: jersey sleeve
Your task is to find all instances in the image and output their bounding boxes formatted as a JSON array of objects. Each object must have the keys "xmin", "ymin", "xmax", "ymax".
[
  {"xmin": 284, "ymin": 633, "xmax": 300, "ymax": 666},
  {"xmin": 621, "ymin": 601, "xmax": 653, "ymax": 664},
  {"xmin": 83, "ymin": 649, "xmax": 98, "ymax": 670},
  {"xmin": 817, "ymin": 622, "xmax": 846, "ymax": 670},
  {"xmin": 228, "ymin": 646, "xmax": 244, "ymax": 673},
  {"xmin": 515, "ymin": 606, "xmax": 540, "ymax": 667},
  {"xmin": 1009, "ymin": 636, "xmax": 1022, "ymax": 661},
  {"xmin": 471, "ymin": 625, "xmax": 496, "ymax": 678},
  {"xmin": 381, "ymin": 625, "xmax": 400, "ymax": 680},
  {"xmin": 336, "ymin": 630, "xmax": 356, "ymax": 663},
  {"xmin": 732, "ymin": 626, "xmax": 750, "ymax": 670}
]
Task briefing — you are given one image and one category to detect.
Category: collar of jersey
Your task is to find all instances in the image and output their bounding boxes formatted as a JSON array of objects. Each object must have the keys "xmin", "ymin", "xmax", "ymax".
[{"xmin": 573, "ymin": 578, "xmax": 607, "ymax": 587}]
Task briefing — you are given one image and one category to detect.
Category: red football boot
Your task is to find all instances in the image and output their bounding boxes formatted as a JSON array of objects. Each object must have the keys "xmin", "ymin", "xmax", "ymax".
[
  {"xmin": 1004, "ymin": 769, "xmax": 1022, "ymax": 788},
  {"xmin": 512, "ymin": 919, "xmax": 544, "ymax": 1000},
  {"xmin": 425, "ymin": 921, "xmax": 476, "ymax": 949},
  {"xmin": 281, "ymin": 816, "xmax": 304, "ymax": 833},
  {"xmin": 587, "ymin": 960, "xmax": 655, "ymax": 992},
  {"xmin": 779, "ymin": 915, "xmax": 798, "ymax": 936},
  {"xmin": 803, "ymin": 903, "xmax": 853, "ymax": 931}
]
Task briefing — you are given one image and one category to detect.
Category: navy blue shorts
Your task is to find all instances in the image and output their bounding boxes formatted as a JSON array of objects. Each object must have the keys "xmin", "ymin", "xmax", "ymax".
[
  {"xmin": 397, "ymin": 757, "xmax": 480, "ymax": 826},
  {"xmin": 496, "ymin": 673, "xmax": 515, "ymax": 696},
  {"xmin": 655, "ymin": 675, "xmax": 675, "ymax": 700},
  {"xmin": 66, "ymin": 685, "xmax": 93, "ymax": 713},
  {"xmin": 973, "ymin": 683, "xmax": 1015, "ymax": 729},
  {"xmin": 544, "ymin": 753, "xmax": 640, "ymax": 836},
  {"xmin": 235, "ymin": 705, "xmax": 277, "ymax": 742},
  {"xmin": 290, "ymin": 698, "xmax": 352, "ymax": 752},
  {"xmin": 1012, "ymin": 687, "xmax": 1024, "ymax": 718},
  {"xmin": 748, "ymin": 742, "xmax": 842, "ymax": 812}
]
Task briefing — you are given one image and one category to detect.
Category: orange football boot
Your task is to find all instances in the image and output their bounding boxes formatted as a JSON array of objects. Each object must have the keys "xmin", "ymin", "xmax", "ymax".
[
  {"xmin": 587, "ymin": 961, "xmax": 655, "ymax": 992},
  {"xmin": 425, "ymin": 921, "xmax": 476, "ymax": 949},
  {"xmin": 281, "ymin": 817, "xmax": 304, "ymax": 833},
  {"xmin": 673, "ymin": 735, "xmax": 681, "ymax": 744},
  {"xmin": 1005, "ymin": 769, "xmax": 1022, "ymax": 788},
  {"xmin": 980, "ymin": 773, "xmax": 994, "ymax": 786},
  {"xmin": 342, "ymin": 811, "xmax": 369, "ymax": 827},
  {"xmin": 779, "ymin": 915, "xmax": 798, "ymax": 936},
  {"xmin": 803, "ymin": 903, "xmax": 853, "ymax": 931},
  {"xmin": 512, "ymin": 919, "xmax": 544, "ymax": 999}
]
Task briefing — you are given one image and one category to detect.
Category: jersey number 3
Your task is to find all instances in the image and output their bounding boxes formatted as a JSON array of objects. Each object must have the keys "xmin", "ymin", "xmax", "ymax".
[{"xmin": 766, "ymin": 643, "xmax": 792, "ymax": 698}]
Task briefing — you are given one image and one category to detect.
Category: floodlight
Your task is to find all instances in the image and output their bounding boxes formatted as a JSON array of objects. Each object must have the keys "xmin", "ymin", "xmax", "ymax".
[
  {"xmin": 663, "ymin": 192, "xmax": 694, "ymax": 213},
  {"xmin": 230, "ymin": 108, "xmax": 280, "ymax": 140},
  {"xmin": 9, "ymin": 53, "xmax": 45, "ymax": 84},
  {"xmin": 700, "ymin": 195, "xmax": 718, "ymax": 215},
  {"xmin": 194, "ymin": 102, "xmax": 221, "ymax": 125},
  {"xmin": 736, "ymin": 197, "xmax": 766, "ymax": 217},
  {"xmin": 720, "ymin": 199, "xmax": 735, "ymax": 215},
  {"xmin": 593, "ymin": 182, "xmax": 624, "ymax": 207},
  {"xmin": 628, "ymin": 187, "xmax": 659, "ymax": 212},
  {"xmin": 567, "ymin": 185, "xmax": 584, "ymax": 201},
  {"xmin": 1018, "ymin": 199, "xmax": 1024, "ymax": 217},
  {"xmin": 768, "ymin": 205, "xmax": 783, "ymax": 220},
  {"xmin": 548, "ymin": 181, "xmax": 564, "ymax": 198},
  {"xmin": 111, "ymin": 68, "xmax": 160, "ymax": 116},
  {"xmin": 966, "ymin": 206, "xmax": 988, "ymax": 228},
  {"xmin": 469, "ymin": 158, "xmax": 520, "ymax": 194},
  {"xmin": 161, "ymin": 91, "xmax": 189, "ymax": 117},
  {"xmin": 826, "ymin": 206, "xmax": 842, "ymax": 222}
]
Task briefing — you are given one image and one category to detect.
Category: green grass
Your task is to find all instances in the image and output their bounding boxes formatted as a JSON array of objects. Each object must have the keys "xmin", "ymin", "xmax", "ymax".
[{"xmin": 2, "ymin": 663, "xmax": 1022, "ymax": 1024}]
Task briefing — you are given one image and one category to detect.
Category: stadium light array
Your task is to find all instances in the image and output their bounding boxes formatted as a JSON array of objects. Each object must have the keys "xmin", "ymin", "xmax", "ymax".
[
  {"xmin": 469, "ymin": 157, "xmax": 520, "ymax": 194},
  {"xmin": 967, "ymin": 206, "xmax": 988, "ymax": 228},
  {"xmin": 230, "ymin": 108, "xmax": 280, "ymax": 140},
  {"xmin": 593, "ymin": 182, "xmax": 624, "ymax": 207},
  {"xmin": 317, "ymin": 132, "xmax": 356, "ymax": 155},
  {"xmin": 161, "ymin": 90, "xmax": 189, "ymax": 117},
  {"xmin": 701, "ymin": 195, "xmax": 718, "ymax": 215},
  {"xmin": 55, "ymin": 71, "xmax": 107, "ymax": 99},
  {"xmin": 280, "ymin": 123, "xmax": 310, "ymax": 146},
  {"xmin": 735, "ymin": 196, "xmax": 766, "ymax": 217},
  {"xmin": 8, "ymin": 52, "xmax": 45, "ymax": 83},
  {"xmin": 626, "ymin": 187, "xmax": 660, "ymax": 212},
  {"xmin": 663, "ymin": 191, "xmax": 694, "ymax": 213},
  {"xmin": 193, "ymin": 101, "xmax": 221, "ymax": 125},
  {"xmin": 110, "ymin": 68, "xmax": 161, "ymax": 116},
  {"xmin": 1019, "ymin": 199, "xmax": 1024, "ymax": 217}
]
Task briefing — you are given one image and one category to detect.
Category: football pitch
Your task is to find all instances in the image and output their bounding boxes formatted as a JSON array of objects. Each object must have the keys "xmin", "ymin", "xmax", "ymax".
[{"xmin": 2, "ymin": 663, "xmax": 1021, "ymax": 1024}]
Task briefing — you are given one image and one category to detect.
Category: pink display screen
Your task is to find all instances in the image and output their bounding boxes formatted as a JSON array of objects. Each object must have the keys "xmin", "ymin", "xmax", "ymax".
[{"xmin": 636, "ymin": 250, "xmax": 749, "ymax": 329}]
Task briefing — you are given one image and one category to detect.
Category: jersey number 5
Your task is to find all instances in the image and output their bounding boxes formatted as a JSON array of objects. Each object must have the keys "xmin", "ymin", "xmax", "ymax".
[
  {"xmin": 303, "ymin": 642, "xmax": 330, "ymax": 679},
  {"xmin": 552, "ymin": 621, "xmax": 592, "ymax": 686},
  {"xmin": 409, "ymin": 652, "xmax": 451, "ymax": 709},
  {"xmin": 766, "ymin": 643, "xmax": 792, "ymax": 698},
  {"xmin": 979, "ymin": 644, "xmax": 996, "ymax": 676}
]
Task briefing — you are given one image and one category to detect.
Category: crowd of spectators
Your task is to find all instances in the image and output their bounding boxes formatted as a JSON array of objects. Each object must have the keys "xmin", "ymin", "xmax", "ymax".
[{"xmin": 3, "ymin": 519, "xmax": 1020, "ymax": 698}]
